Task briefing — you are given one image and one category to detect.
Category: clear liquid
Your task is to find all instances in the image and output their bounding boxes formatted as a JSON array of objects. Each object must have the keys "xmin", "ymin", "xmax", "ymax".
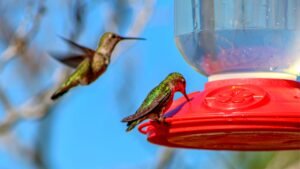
[{"xmin": 175, "ymin": 30, "xmax": 300, "ymax": 76}]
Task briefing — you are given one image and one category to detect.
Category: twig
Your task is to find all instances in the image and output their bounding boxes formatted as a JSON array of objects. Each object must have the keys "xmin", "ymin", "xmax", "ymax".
[
  {"xmin": 0, "ymin": 85, "xmax": 13, "ymax": 112},
  {"xmin": 108, "ymin": 0, "xmax": 157, "ymax": 60},
  {"xmin": 216, "ymin": 152, "xmax": 238, "ymax": 169},
  {"xmin": 0, "ymin": 0, "xmax": 45, "ymax": 72},
  {"xmin": 0, "ymin": 68, "xmax": 71, "ymax": 134},
  {"xmin": 264, "ymin": 152, "xmax": 300, "ymax": 169},
  {"xmin": 155, "ymin": 148, "xmax": 177, "ymax": 169},
  {"xmin": 31, "ymin": 0, "xmax": 86, "ymax": 168}
]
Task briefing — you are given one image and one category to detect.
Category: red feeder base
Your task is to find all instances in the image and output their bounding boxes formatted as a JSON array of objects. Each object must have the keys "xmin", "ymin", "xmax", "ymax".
[{"xmin": 138, "ymin": 78, "xmax": 300, "ymax": 150}]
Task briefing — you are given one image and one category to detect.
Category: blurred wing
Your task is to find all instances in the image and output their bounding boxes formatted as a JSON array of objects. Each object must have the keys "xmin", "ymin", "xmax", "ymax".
[
  {"xmin": 122, "ymin": 86, "xmax": 171, "ymax": 122},
  {"xmin": 59, "ymin": 36, "xmax": 95, "ymax": 55},
  {"xmin": 49, "ymin": 52, "xmax": 89, "ymax": 68}
]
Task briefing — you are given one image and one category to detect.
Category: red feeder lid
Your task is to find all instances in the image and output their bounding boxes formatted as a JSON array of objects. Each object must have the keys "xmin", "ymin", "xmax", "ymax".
[{"xmin": 138, "ymin": 78, "xmax": 300, "ymax": 151}]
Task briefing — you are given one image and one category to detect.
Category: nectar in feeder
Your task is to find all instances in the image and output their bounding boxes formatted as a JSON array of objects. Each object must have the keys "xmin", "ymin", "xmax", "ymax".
[{"xmin": 138, "ymin": 0, "xmax": 300, "ymax": 150}]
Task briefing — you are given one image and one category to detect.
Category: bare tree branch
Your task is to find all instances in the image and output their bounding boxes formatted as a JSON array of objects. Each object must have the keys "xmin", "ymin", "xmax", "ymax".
[
  {"xmin": 155, "ymin": 148, "xmax": 177, "ymax": 169},
  {"xmin": 265, "ymin": 152, "xmax": 300, "ymax": 169},
  {"xmin": 0, "ymin": 0, "xmax": 45, "ymax": 72},
  {"xmin": 106, "ymin": 0, "xmax": 157, "ymax": 60}
]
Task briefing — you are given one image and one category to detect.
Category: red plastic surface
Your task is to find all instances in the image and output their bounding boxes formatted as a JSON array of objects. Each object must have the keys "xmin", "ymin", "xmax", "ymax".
[{"xmin": 138, "ymin": 78, "xmax": 300, "ymax": 150}]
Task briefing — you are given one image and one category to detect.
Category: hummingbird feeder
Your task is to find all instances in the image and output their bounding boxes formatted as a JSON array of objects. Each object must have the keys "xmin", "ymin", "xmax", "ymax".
[{"xmin": 138, "ymin": 0, "xmax": 300, "ymax": 150}]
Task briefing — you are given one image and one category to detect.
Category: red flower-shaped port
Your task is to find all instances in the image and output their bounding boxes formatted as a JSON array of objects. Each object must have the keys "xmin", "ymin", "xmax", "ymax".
[{"xmin": 204, "ymin": 85, "xmax": 268, "ymax": 111}]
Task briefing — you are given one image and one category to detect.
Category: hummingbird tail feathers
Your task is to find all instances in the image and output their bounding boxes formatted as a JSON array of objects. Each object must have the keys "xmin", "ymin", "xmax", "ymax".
[
  {"xmin": 126, "ymin": 119, "xmax": 141, "ymax": 132},
  {"xmin": 51, "ymin": 88, "xmax": 69, "ymax": 100},
  {"xmin": 121, "ymin": 114, "xmax": 136, "ymax": 122},
  {"xmin": 51, "ymin": 72, "xmax": 81, "ymax": 100}
]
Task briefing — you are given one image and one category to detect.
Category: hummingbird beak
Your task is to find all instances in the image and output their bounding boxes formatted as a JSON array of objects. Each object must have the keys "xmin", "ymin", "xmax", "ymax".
[
  {"xmin": 120, "ymin": 36, "xmax": 146, "ymax": 40},
  {"xmin": 182, "ymin": 90, "xmax": 190, "ymax": 102}
]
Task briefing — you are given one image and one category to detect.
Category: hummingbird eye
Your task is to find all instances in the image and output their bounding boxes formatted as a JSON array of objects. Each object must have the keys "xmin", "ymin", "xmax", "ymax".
[{"xmin": 111, "ymin": 34, "xmax": 117, "ymax": 38}]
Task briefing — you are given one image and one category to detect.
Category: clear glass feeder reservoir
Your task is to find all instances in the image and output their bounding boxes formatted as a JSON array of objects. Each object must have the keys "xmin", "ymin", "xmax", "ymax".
[
  {"xmin": 175, "ymin": 0, "xmax": 300, "ymax": 79},
  {"xmin": 138, "ymin": 0, "xmax": 300, "ymax": 150}
]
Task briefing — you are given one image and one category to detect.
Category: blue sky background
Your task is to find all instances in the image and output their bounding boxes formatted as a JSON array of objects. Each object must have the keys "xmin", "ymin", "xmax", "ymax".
[{"xmin": 0, "ymin": 1, "xmax": 212, "ymax": 169}]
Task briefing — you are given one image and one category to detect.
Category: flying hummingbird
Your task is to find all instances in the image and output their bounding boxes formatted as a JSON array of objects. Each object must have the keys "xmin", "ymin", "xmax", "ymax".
[
  {"xmin": 50, "ymin": 32, "xmax": 145, "ymax": 100},
  {"xmin": 121, "ymin": 72, "xmax": 190, "ymax": 132}
]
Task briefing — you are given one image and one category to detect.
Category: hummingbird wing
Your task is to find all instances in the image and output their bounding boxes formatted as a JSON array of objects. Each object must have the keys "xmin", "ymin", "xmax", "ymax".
[
  {"xmin": 122, "ymin": 84, "xmax": 172, "ymax": 122},
  {"xmin": 59, "ymin": 36, "xmax": 95, "ymax": 55},
  {"xmin": 49, "ymin": 52, "xmax": 91, "ymax": 68},
  {"xmin": 50, "ymin": 37, "xmax": 95, "ymax": 68}
]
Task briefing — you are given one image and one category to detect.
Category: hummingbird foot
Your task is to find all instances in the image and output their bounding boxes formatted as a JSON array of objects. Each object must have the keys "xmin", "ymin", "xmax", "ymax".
[{"xmin": 159, "ymin": 116, "xmax": 170, "ymax": 127}]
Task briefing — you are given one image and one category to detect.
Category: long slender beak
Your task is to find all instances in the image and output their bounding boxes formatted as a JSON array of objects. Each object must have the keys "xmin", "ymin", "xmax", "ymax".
[
  {"xmin": 120, "ymin": 36, "xmax": 146, "ymax": 40},
  {"xmin": 182, "ymin": 90, "xmax": 190, "ymax": 102}
]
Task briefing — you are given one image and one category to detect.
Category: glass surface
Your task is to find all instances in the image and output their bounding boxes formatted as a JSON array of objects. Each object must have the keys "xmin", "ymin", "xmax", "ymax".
[{"xmin": 175, "ymin": 0, "xmax": 300, "ymax": 76}]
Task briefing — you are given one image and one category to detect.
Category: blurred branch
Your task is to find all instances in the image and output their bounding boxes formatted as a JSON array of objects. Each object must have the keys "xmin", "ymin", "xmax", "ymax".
[
  {"xmin": 0, "ymin": 1, "xmax": 59, "ymax": 169},
  {"xmin": 125, "ymin": 0, "xmax": 156, "ymax": 37},
  {"xmin": 0, "ymin": 0, "xmax": 46, "ymax": 72},
  {"xmin": 0, "ymin": 0, "xmax": 46, "ymax": 131},
  {"xmin": 155, "ymin": 148, "xmax": 177, "ymax": 169},
  {"xmin": 32, "ymin": 0, "xmax": 88, "ymax": 168},
  {"xmin": 216, "ymin": 152, "xmax": 238, "ymax": 169},
  {"xmin": 109, "ymin": 0, "xmax": 156, "ymax": 60},
  {"xmin": 114, "ymin": 0, "xmax": 156, "ymax": 112},
  {"xmin": 70, "ymin": 0, "xmax": 86, "ymax": 38},
  {"xmin": 0, "ymin": 0, "xmax": 70, "ymax": 133},
  {"xmin": 0, "ymin": 132, "xmax": 36, "ymax": 164},
  {"xmin": 0, "ymin": 45, "xmax": 19, "ymax": 72},
  {"xmin": 264, "ymin": 151, "xmax": 300, "ymax": 169},
  {"xmin": 285, "ymin": 160, "xmax": 300, "ymax": 169},
  {"xmin": 0, "ymin": 69, "xmax": 71, "ymax": 134},
  {"xmin": 0, "ymin": 86, "xmax": 14, "ymax": 113}
]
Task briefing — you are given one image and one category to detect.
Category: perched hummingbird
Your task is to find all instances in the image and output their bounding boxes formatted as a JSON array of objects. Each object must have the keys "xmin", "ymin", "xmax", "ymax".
[
  {"xmin": 121, "ymin": 72, "xmax": 190, "ymax": 132},
  {"xmin": 50, "ymin": 32, "xmax": 145, "ymax": 100}
]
